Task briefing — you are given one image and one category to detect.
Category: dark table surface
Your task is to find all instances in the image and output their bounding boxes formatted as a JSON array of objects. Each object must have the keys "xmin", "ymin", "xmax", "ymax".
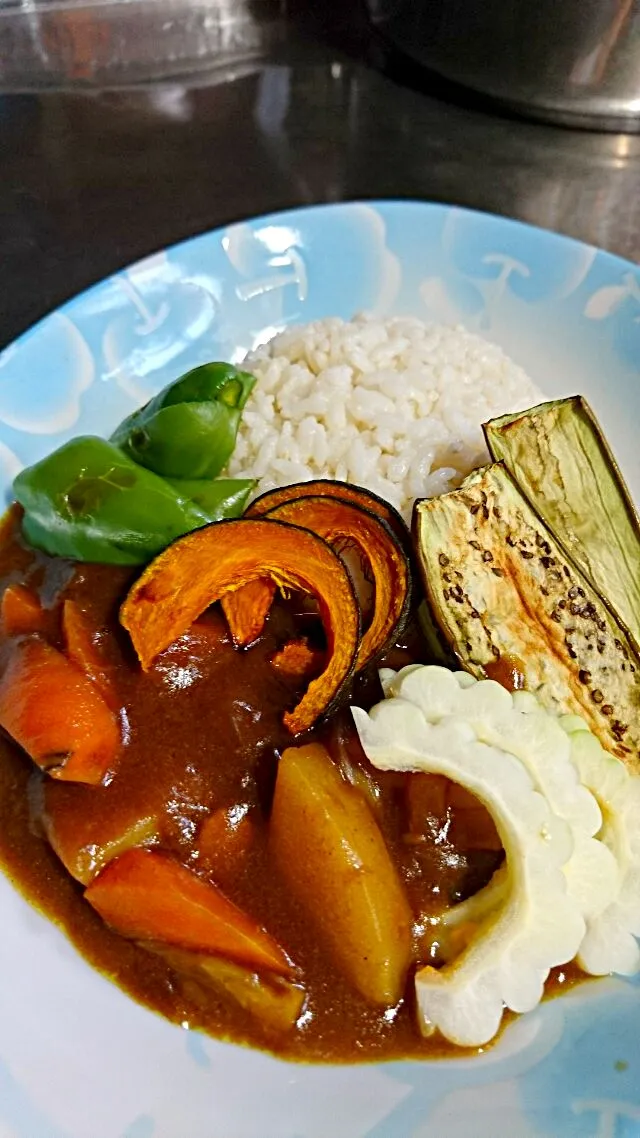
[{"xmin": 1, "ymin": 4, "xmax": 640, "ymax": 351}]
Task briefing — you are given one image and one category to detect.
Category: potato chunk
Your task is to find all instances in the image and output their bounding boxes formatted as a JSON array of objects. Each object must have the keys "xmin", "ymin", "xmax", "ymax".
[{"xmin": 270, "ymin": 742, "xmax": 412, "ymax": 1005}]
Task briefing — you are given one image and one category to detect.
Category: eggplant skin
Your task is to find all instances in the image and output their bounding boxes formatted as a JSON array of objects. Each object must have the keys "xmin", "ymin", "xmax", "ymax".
[
  {"xmin": 484, "ymin": 397, "xmax": 640, "ymax": 650},
  {"xmin": 413, "ymin": 464, "xmax": 640, "ymax": 769}
]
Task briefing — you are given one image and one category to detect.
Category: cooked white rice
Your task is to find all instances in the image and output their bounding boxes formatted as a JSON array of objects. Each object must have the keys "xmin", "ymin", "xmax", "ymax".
[{"xmin": 229, "ymin": 315, "xmax": 544, "ymax": 521}]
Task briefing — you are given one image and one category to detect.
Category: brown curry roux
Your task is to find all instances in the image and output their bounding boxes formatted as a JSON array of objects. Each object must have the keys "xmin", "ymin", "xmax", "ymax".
[{"xmin": 0, "ymin": 514, "xmax": 583, "ymax": 1062}]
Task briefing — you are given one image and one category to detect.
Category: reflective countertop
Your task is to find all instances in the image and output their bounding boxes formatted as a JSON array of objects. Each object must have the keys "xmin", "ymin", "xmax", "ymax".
[{"xmin": 1, "ymin": 5, "xmax": 639, "ymax": 349}]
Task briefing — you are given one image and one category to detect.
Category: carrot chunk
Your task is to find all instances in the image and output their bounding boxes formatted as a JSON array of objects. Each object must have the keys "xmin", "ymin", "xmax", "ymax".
[
  {"xmin": 62, "ymin": 599, "xmax": 113, "ymax": 701},
  {"xmin": 85, "ymin": 847, "xmax": 293, "ymax": 977},
  {"xmin": 0, "ymin": 638, "xmax": 120, "ymax": 784},
  {"xmin": 1, "ymin": 584, "xmax": 45, "ymax": 637}
]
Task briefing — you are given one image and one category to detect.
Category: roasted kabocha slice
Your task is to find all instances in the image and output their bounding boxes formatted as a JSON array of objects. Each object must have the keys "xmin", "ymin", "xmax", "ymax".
[{"xmin": 120, "ymin": 517, "xmax": 361, "ymax": 735}]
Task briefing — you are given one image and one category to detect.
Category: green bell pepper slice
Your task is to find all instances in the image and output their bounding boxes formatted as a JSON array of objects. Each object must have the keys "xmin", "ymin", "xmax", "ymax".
[
  {"xmin": 166, "ymin": 477, "xmax": 255, "ymax": 520},
  {"xmin": 13, "ymin": 437, "xmax": 214, "ymax": 565},
  {"xmin": 111, "ymin": 362, "xmax": 256, "ymax": 480}
]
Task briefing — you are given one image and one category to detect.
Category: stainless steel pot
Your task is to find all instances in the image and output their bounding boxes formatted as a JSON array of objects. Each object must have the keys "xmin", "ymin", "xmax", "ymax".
[
  {"xmin": 0, "ymin": 0, "xmax": 285, "ymax": 88},
  {"xmin": 366, "ymin": 0, "xmax": 640, "ymax": 130}
]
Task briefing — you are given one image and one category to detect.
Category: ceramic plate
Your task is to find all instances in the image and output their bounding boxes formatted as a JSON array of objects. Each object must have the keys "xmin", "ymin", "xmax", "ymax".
[{"xmin": 0, "ymin": 201, "xmax": 639, "ymax": 1138}]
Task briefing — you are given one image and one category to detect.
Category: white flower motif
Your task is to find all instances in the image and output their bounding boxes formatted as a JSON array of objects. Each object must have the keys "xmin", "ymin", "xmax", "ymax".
[
  {"xmin": 419, "ymin": 277, "xmax": 466, "ymax": 323},
  {"xmin": 224, "ymin": 203, "xmax": 400, "ymax": 324},
  {"xmin": 572, "ymin": 1097, "xmax": 640, "ymax": 1136},
  {"xmin": 224, "ymin": 222, "xmax": 308, "ymax": 303},
  {"xmin": 584, "ymin": 273, "xmax": 640, "ymax": 321},
  {"xmin": 353, "ymin": 205, "xmax": 401, "ymax": 316},
  {"xmin": 102, "ymin": 257, "xmax": 218, "ymax": 406},
  {"xmin": 0, "ymin": 313, "xmax": 93, "ymax": 434},
  {"xmin": 0, "ymin": 443, "xmax": 23, "ymax": 499}
]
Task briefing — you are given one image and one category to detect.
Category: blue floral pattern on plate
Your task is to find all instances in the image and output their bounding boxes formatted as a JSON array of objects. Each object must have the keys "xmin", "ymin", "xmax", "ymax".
[{"xmin": 0, "ymin": 201, "xmax": 639, "ymax": 1138}]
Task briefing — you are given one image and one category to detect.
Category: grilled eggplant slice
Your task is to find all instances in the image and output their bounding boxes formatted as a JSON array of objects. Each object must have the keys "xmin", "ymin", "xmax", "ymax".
[
  {"xmin": 413, "ymin": 463, "xmax": 640, "ymax": 767},
  {"xmin": 485, "ymin": 398, "xmax": 640, "ymax": 647}
]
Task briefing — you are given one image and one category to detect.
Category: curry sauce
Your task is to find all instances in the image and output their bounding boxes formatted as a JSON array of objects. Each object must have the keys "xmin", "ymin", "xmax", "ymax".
[{"xmin": 0, "ymin": 513, "xmax": 584, "ymax": 1063}]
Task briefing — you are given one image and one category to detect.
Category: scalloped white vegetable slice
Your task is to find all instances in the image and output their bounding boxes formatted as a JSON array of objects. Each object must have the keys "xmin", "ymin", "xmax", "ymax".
[
  {"xmin": 435, "ymin": 865, "xmax": 509, "ymax": 965},
  {"xmin": 511, "ymin": 689, "xmax": 544, "ymax": 714},
  {"xmin": 384, "ymin": 666, "xmax": 617, "ymax": 924},
  {"xmin": 559, "ymin": 717, "xmax": 640, "ymax": 976},
  {"xmin": 352, "ymin": 696, "xmax": 585, "ymax": 1047}
]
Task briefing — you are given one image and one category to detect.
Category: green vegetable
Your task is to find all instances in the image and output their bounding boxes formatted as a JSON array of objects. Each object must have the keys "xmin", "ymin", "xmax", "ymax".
[
  {"xmin": 111, "ymin": 362, "xmax": 255, "ymax": 479},
  {"xmin": 13, "ymin": 360, "xmax": 258, "ymax": 565},
  {"xmin": 14, "ymin": 437, "xmax": 213, "ymax": 565},
  {"xmin": 167, "ymin": 478, "xmax": 255, "ymax": 520}
]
